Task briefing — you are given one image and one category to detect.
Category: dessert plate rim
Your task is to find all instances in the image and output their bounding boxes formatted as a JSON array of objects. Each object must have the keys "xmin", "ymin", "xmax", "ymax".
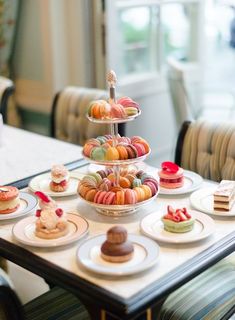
[
  {"xmin": 158, "ymin": 170, "xmax": 203, "ymax": 196},
  {"xmin": 0, "ymin": 192, "xmax": 38, "ymax": 221},
  {"xmin": 140, "ymin": 210, "xmax": 215, "ymax": 244},
  {"xmin": 12, "ymin": 213, "xmax": 89, "ymax": 247},
  {"xmin": 29, "ymin": 172, "xmax": 80, "ymax": 197},
  {"xmin": 76, "ymin": 234, "xmax": 159, "ymax": 276},
  {"xmin": 190, "ymin": 186, "xmax": 235, "ymax": 217}
]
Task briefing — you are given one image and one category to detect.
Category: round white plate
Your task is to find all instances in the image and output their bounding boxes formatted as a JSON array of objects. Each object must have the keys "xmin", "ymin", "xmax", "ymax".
[
  {"xmin": 0, "ymin": 192, "xmax": 38, "ymax": 221},
  {"xmin": 77, "ymin": 234, "xmax": 159, "ymax": 276},
  {"xmin": 158, "ymin": 170, "xmax": 203, "ymax": 195},
  {"xmin": 29, "ymin": 173, "xmax": 79, "ymax": 197},
  {"xmin": 12, "ymin": 213, "xmax": 89, "ymax": 247},
  {"xmin": 190, "ymin": 187, "xmax": 235, "ymax": 217},
  {"xmin": 140, "ymin": 210, "xmax": 215, "ymax": 244}
]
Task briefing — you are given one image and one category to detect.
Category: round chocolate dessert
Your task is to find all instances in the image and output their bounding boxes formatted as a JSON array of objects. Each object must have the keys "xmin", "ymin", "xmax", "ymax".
[{"xmin": 101, "ymin": 226, "xmax": 134, "ymax": 263}]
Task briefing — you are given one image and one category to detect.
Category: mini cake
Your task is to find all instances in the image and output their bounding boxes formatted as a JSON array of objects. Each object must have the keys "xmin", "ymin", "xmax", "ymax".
[
  {"xmin": 158, "ymin": 161, "xmax": 184, "ymax": 189},
  {"xmin": 0, "ymin": 186, "xmax": 20, "ymax": 214},
  {"xmin": 50, "ymin": 164, "xmax": 70, "ymax": 192},
  {"xmin": 161, "ymin": 206, "xmax": 194, "ymax": 233},
  {"xmin": 34, "ymin": 191, "xmax": 68, "ymax": 239},
  {"xmin": 213, "ymin": 180, "xmax": 235, "ymax": 211},
  {"xmin": 101, "ymin": 226, "xmax": 134, "ymax": 263}
]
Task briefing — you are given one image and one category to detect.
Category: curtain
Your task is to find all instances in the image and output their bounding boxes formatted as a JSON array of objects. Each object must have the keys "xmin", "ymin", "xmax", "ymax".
[{"xmin": 0, "ymin": 0, "xmax": 19, "ymax": 77}]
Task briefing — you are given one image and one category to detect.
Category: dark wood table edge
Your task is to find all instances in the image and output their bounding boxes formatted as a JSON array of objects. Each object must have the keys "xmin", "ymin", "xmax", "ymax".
[{"xmin": 1, "ymin": 160, "xmax": 235, "ymax": 318}]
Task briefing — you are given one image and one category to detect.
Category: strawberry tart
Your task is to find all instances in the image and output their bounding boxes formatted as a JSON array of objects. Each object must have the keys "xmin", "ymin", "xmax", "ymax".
[
  {"xmin": 50, "ymin": 164, "xmax": 70, "ymax": 192},
  {"xmin": 34, "ymin": 191, "xmax": 69, "ymax": 239},
  {"xmin": 161, "ymin": 205, "xmax": 194, "ymax": 233},
  {"xmin": 158, "ymin": 162, "xmax": 184, "ymax": 189},
  {"xmin": 0, "ymin": 186, "xmax": 20, "ymax": 214}
]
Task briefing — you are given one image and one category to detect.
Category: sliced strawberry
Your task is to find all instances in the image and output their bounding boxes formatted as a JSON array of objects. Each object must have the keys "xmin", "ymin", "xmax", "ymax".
[
  {"xmin": 172, "ymin": 215, "xmax": 181, "ymax": 222},
  {"xmin": 55, "ymin": 208, "xmax": 63, "ymax": 217},
  {"xmin": 35, "ymin": 191, "xmax": 50, "ymax": 203},
  {"xmin": 163, "ymin": 214, "xmax": 174, "ymax": 220},
  {"xmin": 182, "ymin": 207, "xmax": 191, "ymax": 219},
  {"xmin": 177, "ymin": 210, "xmax": 188, "ymax": 221},
  {"xmin": 36, "ymin": 209, "xmax": 41, "ymax": 217},
  {"xmin": 167, "ymin": 205, "xmax": 175, "ymax": 215}
]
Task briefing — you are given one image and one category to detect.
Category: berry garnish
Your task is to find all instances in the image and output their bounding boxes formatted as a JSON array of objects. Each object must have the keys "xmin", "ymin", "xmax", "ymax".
[
  {"xmin": 162, "ymin": 161, "xmax": 179, "ymax": 174},
  {"xmin": 36, "ymin": 209, "xmax": 41, "ymax": 217},
  {"xmin": 164, "ymin": 206, "xmax": 191, "ymax": 222},
  {"xmin": 35, "ymin": 191, "xmax": 50, "ymax": 203},
  {"xmin": 55, "ymin": 208, "xmax": 63, "ymax": 217}
]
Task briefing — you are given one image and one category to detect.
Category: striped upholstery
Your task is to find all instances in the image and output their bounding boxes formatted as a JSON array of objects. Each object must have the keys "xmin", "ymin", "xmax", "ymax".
[
  {"xmin": 180, "ymin": 120, "xmax": 235, "ymax": 181},
  {"xmin": 24, "ymin": 287, "xmax": 90, "ymax": 320},
  {"xmin": 51, "ymin": 87, "xmax": 111, "ymax": 146},
  {"xmin": 159, "ymin": 256, "xmax": 235, "ymax": 320}
]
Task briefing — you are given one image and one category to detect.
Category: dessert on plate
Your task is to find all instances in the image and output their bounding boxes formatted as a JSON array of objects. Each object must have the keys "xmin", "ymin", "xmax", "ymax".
[
  {"xmin": 101, "ymin": 226, "xmax": 134, "ymax": 262},
  {"xmin": 83, "ymin": 135, "xmax": 150, "ymax": 161},
  {"xmin": 213, "ymin": 180, "xmax": 235, "ymax": 211},
  {"xmin": 34, "ymin": 191, "xmax": 69, "ymax": 239},
  {"xmin": 78, "ymin": 169, "xmax": 158, "ymax": 205},
  {"xmin": 50, "ymin": 164, "xmax": 70, "ymax": 192},
  {"xmin": 161, "ymin": 205, "xmax": 194, "ymax": 233},
  {"xmin": 158, "ymin": 161, "xmax": 184, "ymax": 189},
  {"xmin": 0, "ymin": 186, "xmax": 20, "ymax": 214}
]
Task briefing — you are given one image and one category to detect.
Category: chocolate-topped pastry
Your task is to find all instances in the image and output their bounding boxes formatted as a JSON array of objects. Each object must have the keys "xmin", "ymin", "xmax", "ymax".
[{"xmin": 101, "ymin": 226, "xmax": 134, "ymax": 263}]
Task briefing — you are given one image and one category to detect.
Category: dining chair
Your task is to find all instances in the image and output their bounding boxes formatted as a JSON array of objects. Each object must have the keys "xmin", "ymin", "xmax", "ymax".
[
  {"xmin": 174, "ymin": 119, "xmax": 235, "ymax": 182},
  {"xmin": 0, "ymin": 267, "xmax": 90, "ymax": 320},
  {"xmin": 158, "ymin": 119, "xmax": 235, "ymax": 319},
  {"xmin": 0, "ymin": 76, "xmax": 21, "ymax": 127},
  {"xmin": 51, "ymin": 86, "xmax": 125, "ymax": 146},
  {"xmin": 159, "ymin": 256, "xmax": 235, "ymax": 320},
  {"xmin": 167, "ymin": 57, "xmax": 235, "ymax": 129}
]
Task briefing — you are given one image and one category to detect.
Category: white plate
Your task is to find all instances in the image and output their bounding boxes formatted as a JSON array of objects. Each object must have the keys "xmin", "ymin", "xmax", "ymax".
[
  {"xmin": 140, "ymin": 210, "xmax": 215, "ymax": 244},
  {"xmin": 158, "ymin": 170, "xmax": 203, "ymax": 195},
  {"xmin": 29, "ymin": 173, "xmax": 79, "ymax": 197},
  {"xmin": 87, "ymin": 110, "xmax": 141, "ymax": 124},
  {"xmin": 0, "ymin": 192, "xmax": 38, "ymax": 221},
  {"xmin": 12, "ymin": 213, "xmax": 89, "ymax": 247},
  {"xmin": 190, "ymin": 187, "xmax": 235, "ymax": 217},
  {"xmin": 77, "ymin": 234, "xmax": 159, "ymax": 276}
]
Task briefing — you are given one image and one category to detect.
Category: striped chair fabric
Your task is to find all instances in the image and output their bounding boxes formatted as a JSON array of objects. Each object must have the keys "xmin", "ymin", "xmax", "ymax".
[
  {"xmin": 178, "ymin": 120, "xmax": 235, "ymax": 182},
  {"xmin": 0, "ymin": 267, "xmax": 90, "ymax": 320},
  {"xmin": 51, "ymin": 86, "xmax": 124, "ymax": 146},
  {"xmin": 159, "ymin": 256, "xmax": 235, "ymax": 320}
]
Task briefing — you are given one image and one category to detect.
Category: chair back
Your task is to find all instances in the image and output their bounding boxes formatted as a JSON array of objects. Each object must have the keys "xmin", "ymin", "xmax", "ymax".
[
  {"xmin": 167, "ymin": 57, "xmax": 203, "ymax": 127},
  {"xmin": 51, "ymin": 86, "xmax": 125, "ymax": 146},
  {"xmin": 175, "ymin": 120, "xmax": 235, "ymax": 181},
  {"xmin": 0, "ymin": 77, "xmax": 15, "ymax": 123}
]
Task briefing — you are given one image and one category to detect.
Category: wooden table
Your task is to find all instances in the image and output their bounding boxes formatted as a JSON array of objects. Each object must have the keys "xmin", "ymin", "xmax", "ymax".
[{"xmin": 0, "ymin": 161, "xmax": 234, "ymax": 319}]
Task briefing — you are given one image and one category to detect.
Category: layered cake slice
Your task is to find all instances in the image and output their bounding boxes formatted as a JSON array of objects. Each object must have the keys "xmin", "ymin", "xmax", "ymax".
[{"xmin": 213, "ymin": 180, "xmax": 235, "ymax": 211}]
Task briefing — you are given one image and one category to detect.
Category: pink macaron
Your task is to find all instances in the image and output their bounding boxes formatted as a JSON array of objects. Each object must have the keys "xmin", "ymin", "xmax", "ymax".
[
  {"xmin": 103, "ymin": 191, "xmax": 115, "ymax": 205},
  {"xmin": 124, "ymin": 189, "xmax": 137, "ymax": 204}
]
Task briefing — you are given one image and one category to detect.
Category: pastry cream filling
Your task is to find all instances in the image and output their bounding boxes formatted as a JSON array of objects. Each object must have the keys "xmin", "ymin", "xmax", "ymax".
[
  {"xmin": 0, "ymin": 197, "xmax": 20, "ymax": 210},
  {"xmin": 52, "ymin": 174, "xmax": 69, "ymax": 184}
]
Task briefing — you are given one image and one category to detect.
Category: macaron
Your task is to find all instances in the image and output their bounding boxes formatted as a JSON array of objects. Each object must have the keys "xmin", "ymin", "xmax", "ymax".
[
  {"xmin": 90, "ymin": 147, "xmax": 106, "ymax": 161},
  {"xmin": 110, "ymin": 103, "xmax": 126, "ymax": 119},
  {"xmin": 0, "ymin": 186, "xmax": 20, "ymax": 214},
  {"xmin": 125, "ymin": 144, "xmax": 138, "ymax": 159},
  {"xmin": 124, "ymin": 189, "xmax": 137, "ymax": 204},
  {"xmin": 106, "ymin": 147, "xmax": 120, "ymax": 161},
  {"xmin": 98, "ymin": 178, "xmax": 112, "ymax": 191},
  {"xmin": 115, "ymin": 189, "xmax": 125, "ymax": 205},
  {"xmin": 132, "ymin": 143, "xmax": 146, "ymax": 157},
  {"xmin": 94, "ymin": 190, "xmax": 107, "ymax": 204},
  {"xmin": 132, "ymin": 178, "xmax": 142, "ymax": 188},
  {"xmin": 116, "ymin": 145, "xmax": 129, "ymax": 160},
  {"xmin": 103, "ymin": 191, "xmax": 115, "ymax": 205},
  {"xmin": 133, "ymin": 187, "xmax": 146, "ymax": 202}
]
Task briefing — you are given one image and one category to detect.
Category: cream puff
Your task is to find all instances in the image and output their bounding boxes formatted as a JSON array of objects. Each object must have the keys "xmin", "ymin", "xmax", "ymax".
[
  {"xmin": 50, "ymin": 164, "xmax": 70, "ymax": 192},
  {"xmin": 101, "ymin": 226, "xmax": 134, "ymax": 263},
  {"xmin": 0, "ymin": 186, "xmax": 20, "ymax": 214}
]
